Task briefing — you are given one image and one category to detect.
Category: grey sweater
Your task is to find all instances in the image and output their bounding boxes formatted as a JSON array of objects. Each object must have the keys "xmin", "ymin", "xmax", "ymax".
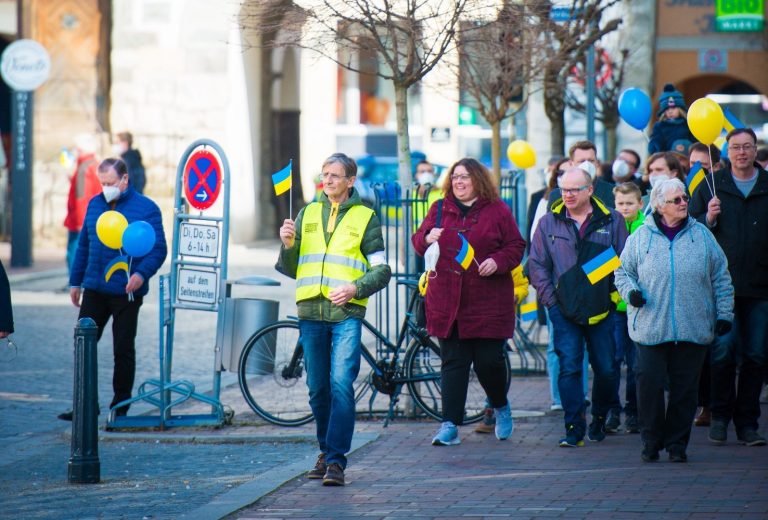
[{"xmin": 615, "ymin": 214, "xmax": 734, "ymax": 346}]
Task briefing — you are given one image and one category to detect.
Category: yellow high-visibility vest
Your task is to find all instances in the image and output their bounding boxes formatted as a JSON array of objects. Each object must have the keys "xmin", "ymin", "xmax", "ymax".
[{"xmin": 296, "ymin": 202, "xmax": 374, "ymax": 307}]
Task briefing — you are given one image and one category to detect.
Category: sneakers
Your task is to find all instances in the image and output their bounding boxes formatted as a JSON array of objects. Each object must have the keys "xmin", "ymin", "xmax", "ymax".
[
  {"xmin": 641, "ymin": 444, "xmax": 660, "ymax": 462},
  {"xmin": 694, "ymin": 407, "xmax": 711, "ymax": 427},
  {"xmin": 559, "ymin": 425, "xmax": 584, "ymax": 447},
  {"xmin": 494, "ymin": 404, "xmax": 514, "ymax": 440},
  {"xmin": 668, "ymin": 448, "xmax": 688, "ymax": 463},
  {"xmin": 474, "ymin": 408, "xmax": 495, "ymax": 434},
  {"xmin": 432, "ymin": 421, "xmax": 461, "ymax": 446},
  {"xmin": 550, "ymin": 403, "xmax": 563, "ymax": 411},
  {"xmin": 322, "ymin": 463, "xmax": 345, "ymax": 486},
  {"xmin": 737, "ymin": 429, "xmax": 767, "ymax": 447},
  {"xmin": 709, "ymin": 420, "xmax": 727, "ymax": 445},
  {"xmin": 605, "ymin": 411, "xmax": 620, "ymax": 434},
  {"xmin": 587, "ymin": 416, "xmax": 606, "ymax": 442},
  {"xmin": 624, "ymin": 415, "xmax": 639, "ymax": 434},
  {"xmin": 57, "ymin": 410, "xmax": 73, "ymax": 421},
  {"xmin": 307, "ymin": 453, "xmax": 326, "ymax": 479}
]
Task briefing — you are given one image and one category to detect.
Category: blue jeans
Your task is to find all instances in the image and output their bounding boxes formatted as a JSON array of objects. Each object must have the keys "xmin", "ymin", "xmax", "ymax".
[
  {"xmin": 709, "ymin": 297, "xmax": 768, "ymax": 433},
  {"xmin": 610, "ymin": 311, "xmax": 637, "ymax": 417},
  {"xmin": 546, "ymin": 308, "xmax": 589, "ymax": 407},
  {"xmin": 67, "ymin": 230, "xmax": 80, "ymax": 275},
  {"xmin": 299, "ymin": 318, "xmax": 362, "ymax": 469},
  {"xmin": 549, "ymin": 305, "xmax": 617, "ymax": 437}
]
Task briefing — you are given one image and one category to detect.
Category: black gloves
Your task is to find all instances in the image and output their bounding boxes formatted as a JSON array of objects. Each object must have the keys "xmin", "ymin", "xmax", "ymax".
[
  {"xmin": 715, "ymin": 320, "xmax": 732, "ymax": 337},
  {"xmin": 628, "ymin": 290, "xmax": 646, "ymax": 308}
]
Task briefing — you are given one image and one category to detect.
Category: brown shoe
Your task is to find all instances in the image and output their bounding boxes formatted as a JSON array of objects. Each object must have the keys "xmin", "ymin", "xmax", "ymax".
[
  {"xmin": 694, "ymin": 407, "xmax": 711, "ymax": 427},
  {"xmin": 307, "ymin": 453, "xmax": 326, "ymax": 479},
  {"xmin": 322, "ymin": 462, "xmax": 345, "ymax": 486},
  {"xmin": 474, "ymin": 408, "xmax": 495, "ymax": 434}
]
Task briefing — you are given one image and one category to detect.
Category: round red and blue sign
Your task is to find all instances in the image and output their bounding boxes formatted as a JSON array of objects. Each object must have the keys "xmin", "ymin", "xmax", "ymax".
[{"xmin": 183, "ymin": 149, "xmax": 222, "ymax": 211}]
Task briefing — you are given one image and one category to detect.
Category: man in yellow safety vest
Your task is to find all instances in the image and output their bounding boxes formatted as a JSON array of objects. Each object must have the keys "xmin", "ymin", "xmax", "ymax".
[{"xmin": 277, "ymin": 152, "xmax": 391, "ymax": 486}]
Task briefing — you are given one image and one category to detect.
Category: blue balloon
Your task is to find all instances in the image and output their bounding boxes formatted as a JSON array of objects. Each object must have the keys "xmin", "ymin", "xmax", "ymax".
[
  {"xmin": 122, "ymin": 221, "xmax": 156, "ymax": 258},
  {"xmin": 618, "ymin": 88, "xmax": 652, "ymax": 131}
]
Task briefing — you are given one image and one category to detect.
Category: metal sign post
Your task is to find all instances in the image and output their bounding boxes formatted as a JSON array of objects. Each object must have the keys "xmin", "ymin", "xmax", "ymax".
[{"xmin": 108, "ymin": 139, "xmax": 230, "ymax": 429}]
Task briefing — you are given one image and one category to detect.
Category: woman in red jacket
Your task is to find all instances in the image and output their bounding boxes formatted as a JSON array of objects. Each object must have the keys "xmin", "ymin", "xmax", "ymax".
[{"xmin": 412, "ymin": 157, "xmax": 526, "ymax": 446}]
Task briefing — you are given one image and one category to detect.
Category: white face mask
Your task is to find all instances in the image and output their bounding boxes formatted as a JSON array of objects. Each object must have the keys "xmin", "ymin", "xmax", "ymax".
[
  {"xmin": 648, "ymin": 174, "xmax": 669, "ymax": 188},
  {"xmin": 111, "ymin": 144, "xmax": 123, "ymax": 156},
  {"xmin": 424, "ymin": 242, "xmax": 440, "ymax": 272},
  {"xmin": 103, "ymin": 185, "xmax": 121, "ymax": 203},
  {"xmin": 416, "ymin": 172, "xmax": 435, "ymax": 185},
  {"xmin": 612, "ymin": 159, "xmax": 630, "ymax": 180},
  {"xmin": 577, "ymin": 160, "xmax": 597, "ymax": 179}
]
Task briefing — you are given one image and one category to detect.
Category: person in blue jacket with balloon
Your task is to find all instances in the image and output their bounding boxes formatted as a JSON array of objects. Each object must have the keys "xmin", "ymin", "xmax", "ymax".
[
  {"xmin": 648, "ymin": 84, "xmax": 696, "ymax": 155},
  {"xmin": 58, "ymin": 157, "xmax": 167, "ymax": 421}
]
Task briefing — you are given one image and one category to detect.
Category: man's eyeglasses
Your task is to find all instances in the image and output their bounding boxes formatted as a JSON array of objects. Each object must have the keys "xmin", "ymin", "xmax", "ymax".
[
  {"xmin": 321, "ymin": 172, "xmax": 350, "ymax": 182},
  {"xmin": 728, "ymin": 144, "xmax": 755, "ymax": 153},
  {"xmin": 451, "ymin": 174, "xmax": 471, "ymax": 182},
  {"xmin": 664, "ymin": 195, "xmax": 690, "ymax": 205},
  {"xmin": 560, "ymin": 185, "xmax": 590, "ymax": 195}
]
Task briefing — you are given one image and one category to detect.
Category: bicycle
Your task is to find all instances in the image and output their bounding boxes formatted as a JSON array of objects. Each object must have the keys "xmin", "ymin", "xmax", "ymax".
[{"xmin": 237, "ymin": 279, "xmax": 512, "ymax": 427}]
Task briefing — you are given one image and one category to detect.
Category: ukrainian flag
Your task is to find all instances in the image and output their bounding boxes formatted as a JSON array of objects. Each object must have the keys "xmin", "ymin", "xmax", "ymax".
[
  {"xmin": 722, "ymin": 107, "xmax": 745, "ymax": 133},
  {"xmin": 582, "ymin": 246, "xmax": 621, "ymax": 285},
  {"xmin": 519, "ymin": 301, "xmax": 538, "ymax": 322},
  {"xmin": 455, "ymin": 233, "xmax": 475, "ymax": 270},
  {"xmin": 272, "ymin": 160, "xmax": 292, "ymax": 196},
  {"xmin": 104, "ymin": 255, "xmax": 129, "ymax": 282},
  {"xmin": 686, "ymin": 161, "xmax": 705, "ymax": 195}
]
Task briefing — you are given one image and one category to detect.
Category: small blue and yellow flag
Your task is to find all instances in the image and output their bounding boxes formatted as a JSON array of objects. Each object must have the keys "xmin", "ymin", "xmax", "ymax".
[
  {"xmin": 582, "ymin": 246, "xmax": 621, "ymax": 285},
  {"xmin": 455, "ymin": 233, "xmax": 475, "ymax": 270},
  {"xmin": 519, "ymin": 301, "xmax": 538, "ymax": 322},
  {"xmin": 686, "ymin": 161, "xmax": 705, "ymax": 195},
  {"xmin": 272, "ymin": 160, "xmax": 292, "ymax": 196},
  {"xmin": 722, "ymin": 107, "xmax": 746, "ymax": 133},
  {"xmin": 104, "ymin": 255, "xmax": 129, "ymax": 282}
]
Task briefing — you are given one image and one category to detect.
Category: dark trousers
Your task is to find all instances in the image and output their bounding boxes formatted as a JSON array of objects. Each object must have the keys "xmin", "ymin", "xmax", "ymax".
[
  {"xmin": 636, "ymin": 342, "xmax": 706, "ymax": 452},
  {"xmin": 79, "ymin": 289, "xmax": 143, "ymax": 412},
  {"xmin": 610, "ymin": 311, "xmax": 637, "ymax": 416},
  {"xmin": 697, "ymin": 348, "xmax": 711, "ymax": 407},
  {"xmin": 710, "ymin": 297, "xmax": 768, "ymax": 433},
  {"xmin": 439, "ymin": 327, "xmax": 508, "ymax": 425}
]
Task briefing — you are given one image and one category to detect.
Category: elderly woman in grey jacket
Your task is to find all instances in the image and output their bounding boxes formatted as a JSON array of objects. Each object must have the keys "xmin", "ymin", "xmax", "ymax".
[{"xmin": 615, "ymin": 178, "xmax": 734, "ymax": 463}]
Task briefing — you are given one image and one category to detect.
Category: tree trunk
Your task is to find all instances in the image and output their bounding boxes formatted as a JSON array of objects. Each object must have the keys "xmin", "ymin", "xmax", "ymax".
[
  {"xmin": 548, "ymin": 108, "xmax": 565, "ymax": 157},
  {"xmin": 258, "ymin": 46, "xmax": 276, "ymax": 239},
  {"xmin": 394, "ymin": 83, "xmax": 412, "ymax": 188},
  {"xmin": 604, "ymin": 124, "xmax": 617, "ymax": 161},
  {"xmin": 490, "ymin": 120, "xmax": 502, "ymax": 186}
]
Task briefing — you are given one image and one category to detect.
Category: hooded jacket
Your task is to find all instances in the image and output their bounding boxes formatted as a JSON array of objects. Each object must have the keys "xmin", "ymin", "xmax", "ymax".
[
  {"xmin": 412, "ymin": 193, "xmax": 526, "ymax": 339},
  {"xmin": 528, "ymin": 197, "xmax": 628, "ymax": 325},
  {"xmin": 615, "ymin": 214, "xmax": 734, "ymax": 346},
  {"xmin": 69, "ymin": 186, "xmax": 167, "ymax": 297},
  {"xmin": 64, "ymin": 153, "xmax": 101, "ymax": 232}
]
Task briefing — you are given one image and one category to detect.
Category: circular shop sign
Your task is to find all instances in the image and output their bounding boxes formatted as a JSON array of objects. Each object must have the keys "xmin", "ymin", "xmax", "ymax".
[{"xmin": 0, "ymin": 39, "xmax": 51, "ymax": 91}]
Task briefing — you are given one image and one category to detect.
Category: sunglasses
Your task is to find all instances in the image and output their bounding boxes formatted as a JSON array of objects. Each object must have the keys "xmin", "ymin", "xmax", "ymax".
[{"xmin": 664, "ymin": 195, "xmax": 690, "ymax": 205}]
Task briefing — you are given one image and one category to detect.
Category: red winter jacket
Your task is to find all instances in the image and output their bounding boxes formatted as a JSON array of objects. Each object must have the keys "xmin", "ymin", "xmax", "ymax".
[
  {"xmin": 64, "ymin": 154, "xmax": 101, "ymax": 232},
  {"xmin": 412, "ymin": 194, "xmax": 526, "ymax": 340}
]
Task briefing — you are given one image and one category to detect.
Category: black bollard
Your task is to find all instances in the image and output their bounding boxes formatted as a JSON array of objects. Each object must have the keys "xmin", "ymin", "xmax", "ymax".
[{"xmin": 68, "ymin": 317, "xmax": 100, "ymax": 484}]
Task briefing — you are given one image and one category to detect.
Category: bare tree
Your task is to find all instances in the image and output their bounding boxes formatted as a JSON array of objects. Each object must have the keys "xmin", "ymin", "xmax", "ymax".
[
  {"xmin": 453, "ymin": 1, "xmax": 548, "ymax": 183},
  {"xmin": 533, "ymin": 0, "xmax": 622, "ymax": 155},
  {"xmin": 240, "ymin": 0, "xmax": 473, "ymax": 187},
  {"xmin": 565, "ymin": 46, "xmax": 630, "ymax": 159}
]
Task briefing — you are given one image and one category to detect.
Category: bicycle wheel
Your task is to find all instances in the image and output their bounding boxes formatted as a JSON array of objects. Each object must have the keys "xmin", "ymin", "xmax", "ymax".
[
  {"xmin": 405, "ymin": 337, "xmax": 512, "ymax": 424},
  {"xmin": 238, "ymin": 321, "xmax": 314, "ymax": 426}
]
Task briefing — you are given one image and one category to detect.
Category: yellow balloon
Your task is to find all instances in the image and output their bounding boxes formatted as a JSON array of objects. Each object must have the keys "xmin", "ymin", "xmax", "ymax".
[
  {"xmin": 687, "ymin": 98, "xmax": 724, "ymax": 145},
  {"xmin": 506, "ymin": 140, "xmax": 536, "ymax": 169},
  {"xmin": 96, "ymin": 210, "xmax": 129, "ymax": 250}
]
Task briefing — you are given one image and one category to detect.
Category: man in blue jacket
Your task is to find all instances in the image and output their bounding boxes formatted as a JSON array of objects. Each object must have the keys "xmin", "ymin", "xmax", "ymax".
[{"xmin": 59, "ymin": 157, "xmax": 167, "ymax": 420}]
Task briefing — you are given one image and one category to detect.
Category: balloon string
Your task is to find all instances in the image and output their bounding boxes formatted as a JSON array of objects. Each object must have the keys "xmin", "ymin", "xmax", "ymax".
[
  {"xmin": 128, "ymin": 256, "xmax": 134, "ymax": 302},
  {"xmin": 642, "ymin": 131, "xmax": 650, "ymax": 143},
  {"xmin": 708, "ymin": 148, "xmax": 716, "ymax": 198}
]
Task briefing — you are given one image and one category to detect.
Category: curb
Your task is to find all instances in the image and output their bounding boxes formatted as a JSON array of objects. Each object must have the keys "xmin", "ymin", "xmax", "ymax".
[
  {"xmin": 183, "ymin": 432, "xmax": 379, "ymax": 520},
  {"xmin": 8, "ymin": 267, "xmax": 67, "ymax": 285}
]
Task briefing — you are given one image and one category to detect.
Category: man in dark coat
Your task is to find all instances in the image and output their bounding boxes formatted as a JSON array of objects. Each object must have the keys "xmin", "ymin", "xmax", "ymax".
[
  {"xmin": 115, "ymin": 132, "xmax": 146, "ymax": 194},
  {"xmin": 689, "ymin": 128, "xmax": 768, "ymax": 447},
  {"xmin": 0, "ymin": 259, "xmax": 13, "ymax": 338}
]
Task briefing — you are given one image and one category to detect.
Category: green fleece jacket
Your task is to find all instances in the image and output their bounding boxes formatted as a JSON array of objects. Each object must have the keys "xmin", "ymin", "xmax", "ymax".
[
  {"xmin": 615, "ymin": 210, "xmax": 644, "ymax": 312},
  {"xmin": 276, "ymin": 189, "xmax": 392, "ymax": 322}
]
